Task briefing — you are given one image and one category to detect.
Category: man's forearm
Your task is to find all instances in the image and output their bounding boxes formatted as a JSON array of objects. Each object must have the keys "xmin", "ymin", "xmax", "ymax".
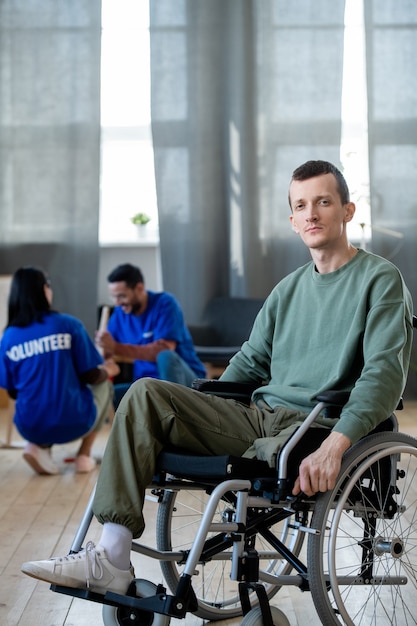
[{"xmin": 113, "ymin": 340, "xmax": 172, "ymax": 363}]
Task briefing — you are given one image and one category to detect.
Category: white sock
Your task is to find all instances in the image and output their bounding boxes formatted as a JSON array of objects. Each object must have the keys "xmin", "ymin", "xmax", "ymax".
[{"xmin": 99, "ymin": 522, "xmax": 133, "ymax": 570}]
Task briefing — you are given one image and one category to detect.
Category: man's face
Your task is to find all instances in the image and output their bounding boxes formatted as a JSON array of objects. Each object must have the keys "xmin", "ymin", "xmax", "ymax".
[
  {"xmin": 108, "ymin": 281, "xmax": 144, "ymax": 314},
  {"xmin": 289, "ymin": 173, "xmax": 355, "ymax": 251}
]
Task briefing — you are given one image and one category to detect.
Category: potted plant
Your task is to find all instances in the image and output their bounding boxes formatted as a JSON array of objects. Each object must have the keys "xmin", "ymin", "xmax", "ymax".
[
  {"xmin": 131, "ymin": 212, "xmax": 151, "ymax": 226},
  {"xmin": 131, "ymin": 213, "xmax": 151, "ymax": 239}
]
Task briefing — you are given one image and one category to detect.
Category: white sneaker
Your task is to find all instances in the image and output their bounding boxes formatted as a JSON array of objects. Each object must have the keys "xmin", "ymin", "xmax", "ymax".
[
  {"xmin": 21, "ymin": 542, "xmax": 134, "ymax": 595},
  {"xmin": 23, "ymin": 443, "xmax": 60, "ymax": 475}
]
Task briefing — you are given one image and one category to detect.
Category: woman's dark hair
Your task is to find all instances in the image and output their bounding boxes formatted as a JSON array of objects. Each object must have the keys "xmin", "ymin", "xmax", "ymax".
[{"xmin": 7, "ymin": 266, "xmax": 52, "ymax": 327}]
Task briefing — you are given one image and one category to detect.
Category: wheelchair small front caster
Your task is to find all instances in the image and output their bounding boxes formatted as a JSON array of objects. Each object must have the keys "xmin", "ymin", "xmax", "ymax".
[
  {"xmin": 240, "ymin": 606, "xmax": 291, "ymax": 626},
  {"xmin": 102, "ymin": 579, "xmax": 171, "ymax": 626}
]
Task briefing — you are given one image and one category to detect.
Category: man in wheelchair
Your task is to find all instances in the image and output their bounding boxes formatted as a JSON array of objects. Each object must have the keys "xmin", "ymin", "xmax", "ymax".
[{"xmin": 21, "ymin": 159, "xmax": 413, "ymax": 598}]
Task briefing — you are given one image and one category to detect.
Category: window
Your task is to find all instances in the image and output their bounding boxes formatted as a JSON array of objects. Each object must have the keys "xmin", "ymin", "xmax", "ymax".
[
  {"xmin": 341, "ymin": 0, "xmax": 371, "ymax": 248},
  {"xmin": 99, "ymin": 0, "xmax": 372, "ymax": 247},
  {"xmin": 99, "ymin": 0, "xmax": 158, "ymax": 245}
]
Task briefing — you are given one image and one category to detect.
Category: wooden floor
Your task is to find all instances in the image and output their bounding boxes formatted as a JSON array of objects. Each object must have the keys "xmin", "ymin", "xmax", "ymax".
[{"xmin": 1, "ymin": 400, "xmax": 417, "ymax": 626}]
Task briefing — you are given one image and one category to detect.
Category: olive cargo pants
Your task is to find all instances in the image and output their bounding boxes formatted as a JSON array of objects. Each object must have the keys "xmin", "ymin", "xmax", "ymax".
[{"xmin": 93, "ymin": 378, "xmax": 314, "ymax": 537}]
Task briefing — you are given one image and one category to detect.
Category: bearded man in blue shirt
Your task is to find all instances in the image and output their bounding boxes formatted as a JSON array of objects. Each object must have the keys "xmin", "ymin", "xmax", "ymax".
[{"xmin": 96, "ymin": 263, "xmax": 206, "ymax": 406}]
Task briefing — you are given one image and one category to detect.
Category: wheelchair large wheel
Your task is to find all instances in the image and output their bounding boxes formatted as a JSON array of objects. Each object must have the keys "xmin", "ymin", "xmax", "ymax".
[
  {"xmin": 307, "ymin": 432, "xmax": 417, "ymax": 625},
  {"xmin": 156, "ymin": 487, "xmax": 306, "ymax": 620}
]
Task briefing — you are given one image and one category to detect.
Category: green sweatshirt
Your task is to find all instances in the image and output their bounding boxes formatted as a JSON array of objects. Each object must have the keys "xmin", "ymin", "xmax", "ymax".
[{"xmin": 221, "ymin": 249, "xmax": 413, "ymax": 444}]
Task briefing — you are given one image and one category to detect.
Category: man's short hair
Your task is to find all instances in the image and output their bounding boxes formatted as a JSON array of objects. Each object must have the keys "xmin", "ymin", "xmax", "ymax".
[
  {"xmin": 289, "ymin": 160, "xmax": 350, "ymax": 206},
  {"xmin": 107, "ymin": 263, "xmax": 144, "ymax": 288}
]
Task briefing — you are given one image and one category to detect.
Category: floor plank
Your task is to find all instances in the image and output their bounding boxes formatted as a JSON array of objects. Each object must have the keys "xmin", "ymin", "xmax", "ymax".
[{"xmin": 1, "ymin": 400, "xmax": 416, "ymax": 626}]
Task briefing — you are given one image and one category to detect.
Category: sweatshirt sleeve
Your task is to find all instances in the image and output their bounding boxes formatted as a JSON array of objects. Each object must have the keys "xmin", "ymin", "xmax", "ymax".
[{"xmin": 332, "ymin": 274, "xmax": 413, "ymax": 443}]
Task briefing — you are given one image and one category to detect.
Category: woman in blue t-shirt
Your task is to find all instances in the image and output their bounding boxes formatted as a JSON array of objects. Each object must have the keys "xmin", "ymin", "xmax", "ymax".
[{"xmin": 0, "ymin": 266, "xmax": 119, "ymax": 475}]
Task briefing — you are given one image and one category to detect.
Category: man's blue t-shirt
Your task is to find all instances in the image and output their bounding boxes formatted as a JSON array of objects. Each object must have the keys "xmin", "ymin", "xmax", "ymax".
[
  {"xmin": 0, "ymin": 312, "xmax": 103, "ymax": 445},
  {"xmin": 108, "ymin": 291, "xmax": 206, "ymax": 380}
]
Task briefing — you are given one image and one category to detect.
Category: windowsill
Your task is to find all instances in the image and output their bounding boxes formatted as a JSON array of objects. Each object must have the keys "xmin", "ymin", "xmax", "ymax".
[
  {"xmin": 99, "ymin": 226, "xmax": 160, "ymax": 248},
  {"xmin": 99, "ymin": 238, "xmax": 160, "ymax": 248}
]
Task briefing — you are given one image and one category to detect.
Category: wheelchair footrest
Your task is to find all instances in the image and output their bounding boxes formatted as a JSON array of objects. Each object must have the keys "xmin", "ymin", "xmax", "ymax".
[
  {"xmin": 104, "ymin": 589, "xmax": 192, "ymax": 618},
  {"xmin": 51, "ymin": 575, "xmax": 199, "ymax": 618},
  {"xmin": 51, "ymin": 584, "xmax": 111, "ymax": 605}
]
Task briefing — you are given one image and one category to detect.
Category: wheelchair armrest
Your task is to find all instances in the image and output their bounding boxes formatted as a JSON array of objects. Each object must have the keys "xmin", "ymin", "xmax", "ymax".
[
  {"xmin": 315, "ymin": 389, "xmax": 403, "ymax": 411},
  {"xmin": 192, "ymin": 379, "xmax": 259, "ymax": 405},
  {"xmin": 193, "ymin": 345, "xmax": 241, "ymax": 364},
  {"xmin": 315, "ymin": 390, "xmax": 351, "ymax": 406}
]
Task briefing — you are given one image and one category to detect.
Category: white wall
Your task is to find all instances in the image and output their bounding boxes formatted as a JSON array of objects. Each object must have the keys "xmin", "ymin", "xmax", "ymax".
[{"xmin": 97, "ymin": 243, "xmax": 162, "ymax": 306}]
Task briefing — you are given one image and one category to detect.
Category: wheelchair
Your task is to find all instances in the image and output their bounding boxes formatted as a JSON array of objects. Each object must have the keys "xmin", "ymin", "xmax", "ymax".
[{"xmin": 51, "ymin": 343, "xmax": 417, "ymax": 625}]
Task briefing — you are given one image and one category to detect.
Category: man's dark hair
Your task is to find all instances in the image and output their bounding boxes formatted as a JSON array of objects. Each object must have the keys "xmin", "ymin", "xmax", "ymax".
[
  {"xmin": 107, "ymin": 263, "xmax": 144, "ymax": 288},
  {"xmin": 289, "ymin": 160, "xmax": 350, "ymax": 207}
]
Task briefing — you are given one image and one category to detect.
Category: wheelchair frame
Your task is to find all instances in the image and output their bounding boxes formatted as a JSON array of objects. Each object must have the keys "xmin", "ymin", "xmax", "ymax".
[{"xmin": 49, "ymin": 375, "xmax": 417, "ymax": 626}]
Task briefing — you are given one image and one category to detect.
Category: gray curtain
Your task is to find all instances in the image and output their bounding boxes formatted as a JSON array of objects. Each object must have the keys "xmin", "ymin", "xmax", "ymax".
[
  {"xmin": 365, "ymin": 1, "xmax": 417, "ymax": 396},
  {"xmin": 0, "ymin": 1, "xmax": 102, "ymax": 335},
  {"xmin": 150, "ymin": 0, "xmax": 346, "ymax": 325}
]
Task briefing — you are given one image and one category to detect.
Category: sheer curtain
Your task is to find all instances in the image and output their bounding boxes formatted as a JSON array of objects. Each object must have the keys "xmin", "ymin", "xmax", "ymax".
[
  {"xmin": 365, "ymin": 3, "xmax": 417, "ymax": 295},
  {"xmin": 149, "ymin": 0, "xmax": 346, "ymax": 325},
  {"xmin": 365, "ymin": 2, "xmax": 417, "ymax": 395},
  {"xmin": 0, "ymin": 1, "xmax": 102, "ymax": 334}
]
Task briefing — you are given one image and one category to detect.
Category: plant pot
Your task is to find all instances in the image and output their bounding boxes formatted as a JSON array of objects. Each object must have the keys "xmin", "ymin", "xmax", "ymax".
[{"xmin": 135, "ymin": 224, "xmax": 148, "ymax": 239}]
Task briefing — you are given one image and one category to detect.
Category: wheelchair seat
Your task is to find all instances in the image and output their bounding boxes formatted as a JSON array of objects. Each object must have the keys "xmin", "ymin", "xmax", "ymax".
[
  {"xmin": 154, "ymin": 429, "xmax": 329, "ymax": 484},
  {"xmin": 155, "ymin": 450, "xmax": 275, "ymax": 481},
  {"xmin": 156, "ymin": 381, "xmax": 399, "ymax": 497}
]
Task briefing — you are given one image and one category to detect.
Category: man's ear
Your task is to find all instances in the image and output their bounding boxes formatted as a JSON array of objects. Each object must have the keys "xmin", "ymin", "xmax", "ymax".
[
  {"xmin": 344, "ymin": 202, "xmax": 356, "ymax": 223},
  {"xmin": 289, "ymin": 214, "xmax": 299, "ymax": 233}
]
